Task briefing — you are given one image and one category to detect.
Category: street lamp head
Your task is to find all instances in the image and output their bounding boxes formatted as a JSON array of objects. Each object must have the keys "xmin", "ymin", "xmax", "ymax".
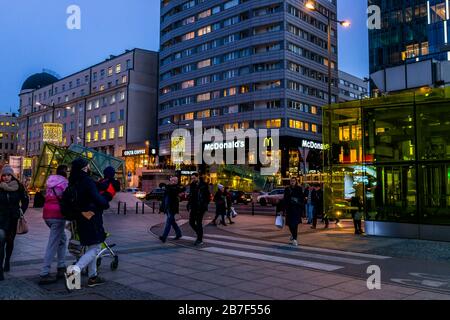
[
  {"xmin": 340, "ymin": 20, "xmax": 351, "ymax": 28},
  {"xmin": 305, "ymin": 1, "xmax": 316, "ymax": 11},
  {"xmin": 65, "ymin": 106, "xmax": 71, "ymax": 110},
  {"xmin": 36, "ymin": 102, "xmax": 42, "ymax": 107}
]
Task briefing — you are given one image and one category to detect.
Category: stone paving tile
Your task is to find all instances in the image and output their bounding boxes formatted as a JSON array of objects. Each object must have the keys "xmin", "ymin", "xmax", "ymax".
[
  {"xmin": 175, "ymin": 280, "xmax": 221, "ymax": 293},
  {"xmin": 132, "ymin": 281, "xmax": 174, "ymax": 293},
  {"xmin": 329, "ymin": 281, "xmax": 372, "ymax": 295},
  {"xmin": 230, "ymin": 280, "xmax": 276, "ymax": 293},
  {"xmin": 302, "ymin": 274, "xmax": 351, "ymax": 287},
  {"xmin": 157, "ymin": 287, "xmax": 197, "ymax": 300},
  {"xmin": 181, "ymin": 293, "xmax": 218, "ymax": 300},
  {"xmin": 280, "ymin": 282, "xmax": 323, "ymax": 294},
  {"xmin": 308, "ymin": 288, "xmax": 356, "ymax": 300},
  {"xmin": 255, "ymin": 277, "xmax": 294, "ymax": 287},
  {"xmin": 349, "ymin": 290, "xmax": 408, "ymax": 300},
  {"xmin": 254, "ymin": 287, "xmax": 300, "ymax": 300},
  {"xmin": 227, "ymin": 271, "xmax": 269, "ymax": 281},
  {"xmin": 379, "ymin": 284, "xmax": 421, "ymax": 295},
  {"xmin": 202, "ymin": 287, "xmax": 249, "ymax": 300},
  {"xmin": 234, "ymin": 293, "xmax": 272, "ymax": 300},
  {"xmin": 114, "ymin": 275, "xmax": 150, "ymax": 286},
  {"xmin": 188, "ymin": 263, "xmax": 224, "ymax": 272},
  {"xmin": 291, "ymin": 294, "xmax": 327, "ymax": 300},
  {"xmin": 402, "ymin": 291, "xmax": 450, "ymax": 300}
]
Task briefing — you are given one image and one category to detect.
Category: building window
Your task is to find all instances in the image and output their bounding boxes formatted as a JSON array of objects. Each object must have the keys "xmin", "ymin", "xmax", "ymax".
[
  {"xmin": 120, "ymin": 92, "xmax": 125, "ymax": 101},
  {"xmin": 100, "ymin": 85, "xmax": 105, "ymax": 91},
  {"xmin": 118, "ymin": 125, "xmax": 124, "ymax": 138},
  {"xmin": 119, "ymin": 109, "xmax": 125, "ymax": 120},
  {"xmin": 87, "ymin": 118, "xmax": 92, "ymax": 127},
  {"xmin": 101, "ymin": 115, "xmax": 107, "ymax": 124},
  {"xmin": 115, "ymin": 64, "xmax": 121, "ymax": 74},
  {"xmin": 110, "ymin": 112, "xmax": 116, "ymax": 122},
  {"xmin": 185, "ymin": 112, "xmax": 194, "ymax": 120},
  {"xmin": 109, "ymin": 128, "xmax": 115, "ymax": 139},
  {"xmin": 197, "ymin": 93, "xmax": 211, "ymax": 102},
  {"xmin": 197, "ymin": 59, "xmax": 211, "ymax": 69},
  {"xmin": 267, "ymin": 119, "xmax": 281, "ymax": 128},
  {"xmin": 122, "ymin": 75, "xmax": 127, "ymax": 84},
  {"xmin": 289, "ymin": 119, "xmax": 304, "ymax": 130},
  {"xmin": 94, "ymin": 131, "xmax": 99, "ymax": 141},
  {"xmin": 108, "ymin": 67, "xmax": 113, "ymax": 76},
  {"xmin": 182, "ymin": 80, "xmax": 195, "ymax": 89},
  {"xmin": 126, "ymin": 59, "xmax": 132, "ymax": 69},
  {"xmin": 101, "ymin": 129, "xmax": 107, "ymax": 140},
  {"xmin": 110, "ymin": 94, "xmax": 116, "ymax": 104},
  {"xmin": 86, "ymin": 132, "xmax": 91, "ymax": 143}
]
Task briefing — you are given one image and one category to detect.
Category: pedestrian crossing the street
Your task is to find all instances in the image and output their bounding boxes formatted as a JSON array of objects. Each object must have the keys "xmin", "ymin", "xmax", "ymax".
[{"xmin": 179, "ymin": 234, "xmax": 391, "ymax": 272}]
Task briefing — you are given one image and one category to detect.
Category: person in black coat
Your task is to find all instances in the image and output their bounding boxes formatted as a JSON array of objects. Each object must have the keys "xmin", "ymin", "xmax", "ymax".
[
  {"xmin": 351, "ymin": 196, "xmax": 364, "ymax": 235},
  {"xmin": 311, "ymin": 184, "xmax": 325, "ymax": 229},
  {"xmin": 212, "ymin": 184, "xmax": 227, "ymax": 226},
  {"xmin": 0, "ymin": 165, "xmax": 29, "ymax": 281},
  {"xmin": 159, "ymin": 176, "xmax": 185, "ymax": 243},
  {"xmin": 284, "ymin": 177, "xmax": 304, "ymax": 246},
  {"xmin": 64, "ymin": 158, "xmax": 110, "ymax": 289},
  {"xmin": 187, "ymin": 173, "xmax": 210, "ymax": 246}
]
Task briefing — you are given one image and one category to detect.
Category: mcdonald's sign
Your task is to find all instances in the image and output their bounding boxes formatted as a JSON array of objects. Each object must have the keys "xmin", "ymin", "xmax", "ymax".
[{"xmin": 264, "ymin": 137, "xmax": 273, "ymax": 147}]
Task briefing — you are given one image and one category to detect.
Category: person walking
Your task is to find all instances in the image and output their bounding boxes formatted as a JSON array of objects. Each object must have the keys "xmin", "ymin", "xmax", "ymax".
[
  {"xmin": 212, "ymin": 184, "xmax": 227, "ymax": 226},
  {"xmin": 351, "ymin": 196, "xmax": 364, "ymax": 235},
  {"xmin": 39, "ymin": 165, "xmax": 69, "ymax": 285},
  {"xmin": 284, "ymin": 177, "xmax": 304, "ymax": 246},
  {"xmin": 187, "ymin": 173, "xmax": 210, "ymax": 246},
  {"xmin": 224, "ymin": 187, "xmax": 235, "ymax": 225},
  {"xmin": 311, "ymin": 184, "xmax": 325, "ymax": 229},
  {"xmin": 159, "ymin": 176, "xmax": 184, "ymax": 243},
  {"xmin": 304, "ymin": 185, "xmax": 314, "ymax": 224},
  {"xmin": 64, "ymin": 158, "xmax": 110, "ymax": 290},
  {"xmin": 0, "ymin": 165, "xmax": 29, "ymax": 281}
]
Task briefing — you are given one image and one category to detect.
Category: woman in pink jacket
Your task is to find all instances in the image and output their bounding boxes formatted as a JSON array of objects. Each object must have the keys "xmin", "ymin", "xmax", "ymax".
[{"xmin": 39, "ymin": 165, "xmax": 69, "ymax": 285}]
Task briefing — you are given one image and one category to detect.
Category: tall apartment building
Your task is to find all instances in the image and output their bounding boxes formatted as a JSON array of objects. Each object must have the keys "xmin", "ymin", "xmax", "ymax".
[
  {"xmin": 338, "ymin": 70, "xmax": 368, "ymax": 102},
  {"xmin": 158, "ymin": 0, "xmax": 338, "ymax": 182},
  {"xmin": 18, "ymin": 49, "xmax": 158, "ymax": 162},
  {"xmin": 0, "ymin": 113, "xmax": 18, "ymax": 163}
]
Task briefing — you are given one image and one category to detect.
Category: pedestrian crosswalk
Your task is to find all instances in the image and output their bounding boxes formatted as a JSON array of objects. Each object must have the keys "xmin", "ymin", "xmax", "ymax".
[{"xmin": 179, "ymin": 234, "xmax": 391, "ymax": 272}]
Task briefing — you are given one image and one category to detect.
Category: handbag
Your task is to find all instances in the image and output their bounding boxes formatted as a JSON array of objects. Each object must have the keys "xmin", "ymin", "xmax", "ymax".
[
  {"xmin": 16, "ymin": 209, "xmax": 29, "ymax": 235},
  {"xmin": 275, "ymin": 213, "xmax": 285, "ymax": 229}
]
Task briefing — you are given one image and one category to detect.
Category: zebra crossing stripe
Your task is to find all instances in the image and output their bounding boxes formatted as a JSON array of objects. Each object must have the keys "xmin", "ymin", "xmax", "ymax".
[
  {"xmin": 205, "ymin": 234, "xmax": 391, "ymax": 260},
  {"xmin": 202, "ymin": 247, "xmax": 344, "ymax": 271},
  {"xmin": 182, "ymin": 236, "xmax": 369, "ymax": 265}
]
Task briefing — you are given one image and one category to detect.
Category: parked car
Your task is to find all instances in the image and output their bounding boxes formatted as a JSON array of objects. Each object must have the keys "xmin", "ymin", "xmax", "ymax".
[
  {"xmin": 135, "ymin": 191, "xmax": 147, "ymax": 200},
  {"xmin": 258, "ymin": 188, "xmax": 285, "ymax": 206},
  {"xmin": 125, "ymin": 188, "xmax": 140, "ymax": 194},
  {"xmin": 146, "ymin": 188, "xmax": 165, "ymax": 201},
  {"xmin": 230, "ymin": 190, "xmax": 252, "ymax": 205}
]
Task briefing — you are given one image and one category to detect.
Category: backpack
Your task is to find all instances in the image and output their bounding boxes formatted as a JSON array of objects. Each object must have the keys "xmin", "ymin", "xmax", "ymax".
[{"xmin": 59, "ymin": 183, "xmax": 82, "ymax": 221}]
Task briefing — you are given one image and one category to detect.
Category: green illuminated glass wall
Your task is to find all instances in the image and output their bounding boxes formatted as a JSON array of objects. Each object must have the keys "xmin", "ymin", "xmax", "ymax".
[{"xmin": 324, "ymin": 88, "xmax": 450, "ymax": 225}]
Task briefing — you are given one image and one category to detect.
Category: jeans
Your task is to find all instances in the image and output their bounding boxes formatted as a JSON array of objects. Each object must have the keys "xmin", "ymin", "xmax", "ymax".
[
  {"xmin": 189, "ymin": 211, "xmax": 205, "ymax": 242},
  {"xmin": 40, "ymin": 219, "xmax": 68, "ymax": 276},
  {"xmin": 0, "ymin": 229, "xmax": 5, "ymax": 270},
  {"xmin": 76, "ymin": 244, "xmax": 102, "ymax": 278},
  {"xmin": 306, "ymin": 204, "xmax": 314, "ymax": 224},
  {"xmin": 162, "ymin": 212, "xmax": 182, "ymax": 240}
]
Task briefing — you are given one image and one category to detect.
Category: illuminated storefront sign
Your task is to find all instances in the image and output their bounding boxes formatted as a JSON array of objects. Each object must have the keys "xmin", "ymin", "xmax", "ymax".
[
  {"xmin": 122, "ymin": 149, "xmax": 147, "ymax": 157},
  {"xmin": 43, "ymin": 123, "xmax": 63, "ymax": 144},
  {"xmin": 301, "ymin": 140, "xmax": 328, "ymax": 150},
  {"xmin": 204, "ymin": 140, "xmax": 245, "ymax": 151}
]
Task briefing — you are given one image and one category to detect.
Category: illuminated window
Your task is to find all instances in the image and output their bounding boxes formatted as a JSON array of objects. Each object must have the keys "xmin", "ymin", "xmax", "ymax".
[
  {"xmin": 267, "ymin": 119, "xmax": 281, "ymax": 128},
  {"xmin": 122, "ymin": 75, "xmax": 127, "ymax": 83},
  {"xmin": 197, "ymin": 59, "xmax": 211, "ymax": 69},
  {"xmin": 109, "ymin": 128, "xmax": 115, "ymax": 139},
  {"xmin": 182, "ymin": 32, "xmax": 195, "ymax": 41},
  {"xmin": 185, "ymin": 112, "xmax": 194, "ymax": 120},
  {"xmin": 101, "ymin": 115, "xmax": 107, "ymax": 124},
  {"xmin": 94, "ymin": 131, "xmax": 99, "ymax": 141},
  {"xmin": 197, "ymin": 110, "xmax": 210, "ymax": 119},
  {"xmin": 182, "ymin": 80, "xmax": 195, "ymax": 89},
  {"xmin": 197, "ymin": 93, "xmax": 211, "ymax": 102},
  {"xmin": 86, "ymin": 132, "xmax": 91, "ymax": 143},
  {"xmin": 312, "ymin": 124, "xmax": 317, "ymax": 133},
  {"xmin": 100, "ymin": 85, "xmax": 105, "ymax": 91},
  {"xmin": 199, "ymin": 9, "xmax": 211, "ymax": 19},
  {"xmin": 86, "ymin": 118, "xmax": 92, "ymax": 127},
  {"xmin": 289, "ymin": 119, "xmax": 304, "ymax": 130},
  {"xmin": 118, "ymin": 125, "xmax": 124, "ymax": 138},
  {"xmin": 101, "ymin": 129, "xmax": 107, "ymax": 140},
  {"xmin": 115, "ymin": 64, "xmax": 121, "ymax": 74},
  {"xmin": 87, "ymin": 102, "xmax": 92, "ymax": 111},
  {"xmin": 304, "ymin": 122, "xmax": 310, "ymax": 131},
  {"xmin": 198, "ymin": 25, "xmax": 211, "ymax": 36},
  {"xmin": 120, "ymin": 92, "xmax": 125, "ymax": 101},
  {"xmin": 108, "ymin": 67, "xmax": 113, "ymax": 76},
  {"xmin": 311, "ymin": 106, "xmax": 318, "ymax": 114},
  {"xmin": 110, "ymin": 94, "xmax": 116, "ymax": 104}
]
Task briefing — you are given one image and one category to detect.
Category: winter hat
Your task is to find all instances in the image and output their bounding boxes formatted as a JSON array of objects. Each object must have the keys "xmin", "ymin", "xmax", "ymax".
[
  {"xmin": 218, "ymin": 184, "xmax": 224, "ymax": 190},
  {"xmin": 71, "ymin": 158, "xmax": 89, "ymax": 172},
  {"xmin": 1, "ymin": 165, "xmax": 15, "ymax": 177},
  {"xmin": 103, "ymin": 166, "xmax": 116, "ymax": 179}
]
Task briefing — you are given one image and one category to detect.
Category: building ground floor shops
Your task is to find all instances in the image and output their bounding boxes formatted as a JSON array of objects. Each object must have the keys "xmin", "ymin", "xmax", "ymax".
[{"xmin": 324, "ymin": 88, "xmax": 450, "ymax": 241}]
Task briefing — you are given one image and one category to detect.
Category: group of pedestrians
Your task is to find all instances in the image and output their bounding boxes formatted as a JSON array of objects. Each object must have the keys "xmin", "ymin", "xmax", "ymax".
[{"xmin": 159, "ymin": 173, "xmax": 239, "ymax": 246}]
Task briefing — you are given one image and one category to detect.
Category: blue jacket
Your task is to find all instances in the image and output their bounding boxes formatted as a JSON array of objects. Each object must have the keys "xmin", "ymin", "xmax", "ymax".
[{"xmin": 74, "ymin": 171, "xmax": 110, "ymax": 246}]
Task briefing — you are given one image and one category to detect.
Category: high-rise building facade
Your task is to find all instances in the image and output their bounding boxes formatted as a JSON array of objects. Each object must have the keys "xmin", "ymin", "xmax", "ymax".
[
  {"xmin": 338, "ymin": 70, "xmax": 369, "ymax": 102},
  {"xmin": 18, "ymin": 49, "xmax": 158, "ymax": 158},
  {"xmin": 158, "ymin": 0, "xmax": 338, "ymax": 183},
  {"xmin": 369, "ymin": 0, "xmax": 450, "ymax": 86},
  {"xmin": 0, "ymin": 114, "xmax": 18, "ymax": 163}
]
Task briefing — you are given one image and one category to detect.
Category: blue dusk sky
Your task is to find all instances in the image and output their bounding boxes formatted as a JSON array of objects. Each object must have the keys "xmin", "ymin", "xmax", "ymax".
[{"xmin": 0, "ymin": 0, "xmax": 368, "ymax": 113}]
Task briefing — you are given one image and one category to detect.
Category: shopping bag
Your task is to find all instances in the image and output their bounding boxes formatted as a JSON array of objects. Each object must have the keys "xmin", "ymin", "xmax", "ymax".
[
  {"xmin": 231, "ymin": 207, "xmax": 238, "ymax": 218},
  {"xmin": 275, "ymin": 213, "xmax": 285, "ymax": 229}
]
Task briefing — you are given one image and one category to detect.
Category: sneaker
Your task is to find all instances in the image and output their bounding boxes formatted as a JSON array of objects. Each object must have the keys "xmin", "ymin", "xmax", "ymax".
[
  {"xmin": 88, "ymin": 276, "xmax": 106, "ymax": 287},
  {"xmin": 292, "ymin": 240, "xmax": 298, "ymax": 246},
  {"xmin": 39, "ymin": 274, "xmax": 57, "ymax": 285},
  {"xmin": 56, "ymin": 267, "xmax": 66, "ymax": 279},
  {"xmin": 194, "ymin": 240, "xmax": 204, "ymax": 246},
  {"xmin": 159, "ymin": 236, "xmax": 166, "ymax": 243}
]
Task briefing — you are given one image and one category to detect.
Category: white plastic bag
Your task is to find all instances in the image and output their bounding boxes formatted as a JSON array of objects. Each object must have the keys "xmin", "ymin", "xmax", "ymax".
[
  {"xmin": 231, "ymin": 207, "xmax": 238, "ymax": 218},
  {"xmin": 275, "ymin": 213, "xmax": 285, "ymax": 229}
]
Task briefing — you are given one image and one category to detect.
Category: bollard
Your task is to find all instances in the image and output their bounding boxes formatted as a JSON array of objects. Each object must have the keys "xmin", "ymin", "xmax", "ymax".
[
  {"xmin": 124, "ymin": 203, "xmax": 127, "ymax": 215},
  {"xmin": 252, "ymin": 202, "xmax": 255, "ymax": 216},
  {"xmin": 136, "ymin": 202, "xmax": 139, "ymax": 214},
  {"xmin": 118, "ymin": 202, "xmax": 121, "ymax": 215},
  {"xmin": 152, "ymin": 202, "xmax": 155, "ymax": 214},
  {"xmin": 142, "ymin": 202, "xmax": 145, "ymax": 214}
]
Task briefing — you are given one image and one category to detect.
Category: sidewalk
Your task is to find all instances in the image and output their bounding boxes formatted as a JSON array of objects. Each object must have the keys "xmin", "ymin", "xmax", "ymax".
[{"xmin": 2, "ymin": 195, "xmax": 450, "ymax": 300}]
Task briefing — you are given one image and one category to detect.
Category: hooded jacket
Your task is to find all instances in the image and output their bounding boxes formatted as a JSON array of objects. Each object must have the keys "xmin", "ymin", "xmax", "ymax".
[{"xmin": 43, "ymin": 175, "xmax": 69, "ymax": 220}]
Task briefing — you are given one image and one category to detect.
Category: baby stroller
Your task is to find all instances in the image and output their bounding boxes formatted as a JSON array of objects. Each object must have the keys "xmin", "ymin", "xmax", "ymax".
[{"xmin": 67, "ymin": 222, "xmax": 119, "ymax": 272}]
